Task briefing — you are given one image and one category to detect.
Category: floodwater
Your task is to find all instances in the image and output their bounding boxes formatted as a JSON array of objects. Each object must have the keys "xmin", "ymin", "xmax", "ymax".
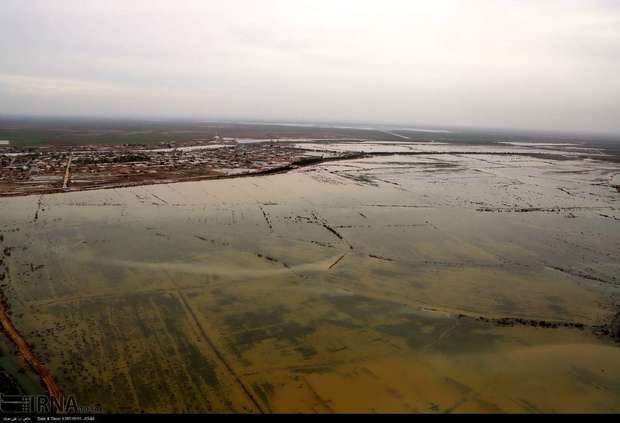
[{"xmin": 0, "ymin": 145, "xmax": 619, "ymax": 413}]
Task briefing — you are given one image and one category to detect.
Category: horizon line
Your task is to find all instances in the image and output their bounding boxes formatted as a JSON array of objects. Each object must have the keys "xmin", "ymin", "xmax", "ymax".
[{"xmin": 1, "ymin": 113, "xmax": 619, "ymax": 140}]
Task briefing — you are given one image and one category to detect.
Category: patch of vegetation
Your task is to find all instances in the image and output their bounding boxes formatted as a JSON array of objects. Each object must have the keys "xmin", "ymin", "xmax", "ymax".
[
  {"xmin": 291, "ymin": 366, "xmax": 332, "ymax": 374},
  {"xmin": 252, "ymin": 381, "xmax": 275, "ymax": 411}
]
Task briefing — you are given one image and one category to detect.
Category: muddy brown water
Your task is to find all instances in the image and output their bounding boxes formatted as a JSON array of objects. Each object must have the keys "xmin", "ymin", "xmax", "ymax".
[{"xmin": 0, "ymin": 148, "xmax": 619, "ymax": 412}]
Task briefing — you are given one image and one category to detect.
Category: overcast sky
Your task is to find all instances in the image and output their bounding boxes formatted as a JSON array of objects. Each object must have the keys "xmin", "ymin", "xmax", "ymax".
[{"xmin": 1, "ymin": 0, "xmax": 619, "ymax": 133}]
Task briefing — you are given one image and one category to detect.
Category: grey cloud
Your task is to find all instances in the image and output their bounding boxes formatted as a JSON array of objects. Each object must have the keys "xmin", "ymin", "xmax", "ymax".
[{"xmin": 1, "ymin": 0, "xmax": 619, "ymax": 133}]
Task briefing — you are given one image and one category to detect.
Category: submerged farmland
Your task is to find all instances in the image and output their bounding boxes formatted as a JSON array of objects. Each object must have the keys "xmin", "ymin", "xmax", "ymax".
[{"xmin": 0, "ymin": 141, "xmax": 619, "ymax": 412}]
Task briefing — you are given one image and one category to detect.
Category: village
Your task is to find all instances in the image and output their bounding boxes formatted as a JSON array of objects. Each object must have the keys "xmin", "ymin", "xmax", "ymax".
[{"xmin": 0, "ymin": 139, "xmax": 321, "ymax": 196}]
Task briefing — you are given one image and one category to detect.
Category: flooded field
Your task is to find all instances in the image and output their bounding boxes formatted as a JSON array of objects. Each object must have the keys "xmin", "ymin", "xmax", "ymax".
[{"xmin": 0, "ymin": 143, "xmax": 619, "ymax": 412}]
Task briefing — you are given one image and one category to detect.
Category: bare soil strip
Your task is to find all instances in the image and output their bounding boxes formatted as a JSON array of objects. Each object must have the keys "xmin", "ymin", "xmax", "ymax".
[
  {"xmin": 328, "ymin": 253, "xmax": 347, "ymax": 270},
  {"xmin": 0, "ymin": 298, "xmax": 64, "ymax": 409}
]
